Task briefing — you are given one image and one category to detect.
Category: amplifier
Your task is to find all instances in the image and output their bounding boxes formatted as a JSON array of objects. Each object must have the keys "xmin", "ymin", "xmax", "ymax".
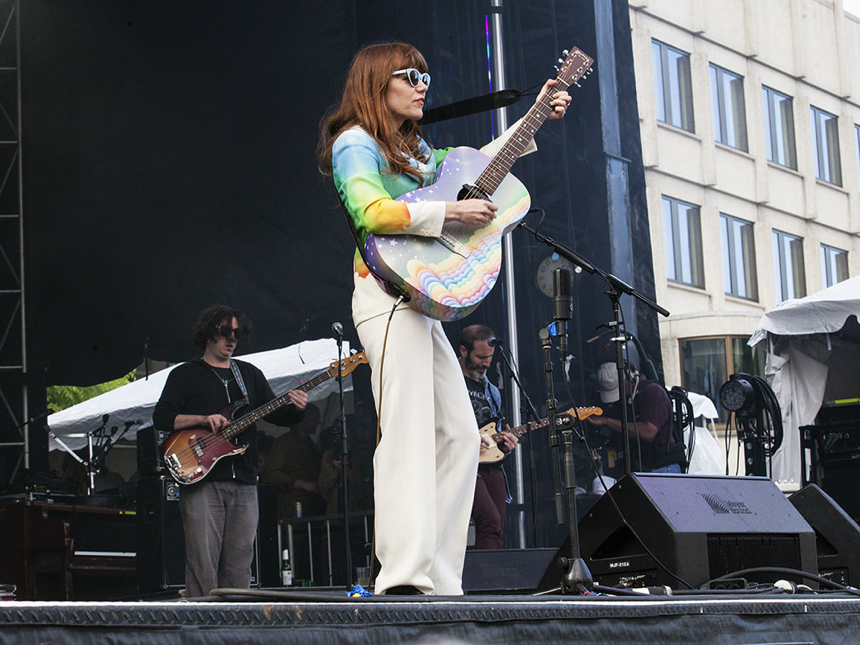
[{"xmin": 136, "ymin": 422, "xmax": 169, "ymax": 476}]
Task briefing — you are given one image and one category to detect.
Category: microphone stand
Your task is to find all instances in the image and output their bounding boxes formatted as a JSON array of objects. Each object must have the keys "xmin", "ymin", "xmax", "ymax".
[
  {"xmin": 333, "ymin": 325, "xmax": 353, "ymax": 590},
  {"xmin": 539, "ymin": 324, "xmax": 592, "ymax": 594},
  {"xmin": 493, "ymin": 341, "xmax": 542, "ymax": 545},
  {"xmin": 518, "ymin": 220, "xmax": 669, "ymax": 475}
]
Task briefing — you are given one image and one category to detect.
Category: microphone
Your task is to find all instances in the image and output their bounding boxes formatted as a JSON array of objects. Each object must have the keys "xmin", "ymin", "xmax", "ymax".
[
  {"xmin": 553, "ymin": 268, "xmax": 572, "ymax": 358},
  {"xmin": 332, "ymin": 322, "xmax": 343, "ymax": 338},
  {"xmin": 487, "ymin": 337, "xmax": 504, "ymax": 348}
]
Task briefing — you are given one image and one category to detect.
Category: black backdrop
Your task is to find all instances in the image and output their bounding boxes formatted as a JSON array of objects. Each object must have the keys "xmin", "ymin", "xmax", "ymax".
[{"xmin": 21, "ymin": 0, "xmax": 659, "ymax": 546}]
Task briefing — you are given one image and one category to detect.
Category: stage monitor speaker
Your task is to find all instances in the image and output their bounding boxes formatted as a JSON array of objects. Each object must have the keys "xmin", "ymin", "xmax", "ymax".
[
  {"xmin": 463, "ymin": 548, "xmax": 557, "ymax": 594},
  {"xmin": 789, "ymin": 483, "xmax": 860, "ymax": 587},
  {"xmin": 550, "ymin": 473, "xmax": 817, "ymax": 591}
]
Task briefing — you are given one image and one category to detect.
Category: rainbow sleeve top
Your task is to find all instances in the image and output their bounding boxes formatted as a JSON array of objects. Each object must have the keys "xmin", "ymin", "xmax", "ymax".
[{"xmin": 332, "ymin": 126, "xmax": 450, "ymax": 277}]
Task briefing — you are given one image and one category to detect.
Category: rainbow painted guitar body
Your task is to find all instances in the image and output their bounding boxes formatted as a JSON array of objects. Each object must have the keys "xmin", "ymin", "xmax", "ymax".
[
  {"xmin": 363, "ymin": 46, "xmax": 593, "ymax": 322},
  {"xmin": 364, "ymin": 146, "xmax": 530, "ymax": 321}
]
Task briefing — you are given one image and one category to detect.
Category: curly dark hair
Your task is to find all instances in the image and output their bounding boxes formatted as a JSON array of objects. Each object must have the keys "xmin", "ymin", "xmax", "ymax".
[{"xmin": 191, "ymin": 305, "xmax": 252, "ymax": 351}]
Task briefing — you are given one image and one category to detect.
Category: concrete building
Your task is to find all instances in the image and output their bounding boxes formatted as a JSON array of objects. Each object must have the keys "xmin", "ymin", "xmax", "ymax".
[{"xmin": 628, "ymin": 0, "xmax": 860, "ymax": 413}]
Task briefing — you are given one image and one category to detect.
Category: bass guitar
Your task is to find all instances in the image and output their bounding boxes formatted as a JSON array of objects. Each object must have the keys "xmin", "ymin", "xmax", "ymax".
[
  {"xmin": 479, "ymin": 405, "xmax": 602, "ymax": 464},
  {"xmin": 163, "ymin": 351, "xmax": 368, "ymax": 485},
  {"xmin": 365, "ymin": 46, "xmax": 593, "ymax": 321}
]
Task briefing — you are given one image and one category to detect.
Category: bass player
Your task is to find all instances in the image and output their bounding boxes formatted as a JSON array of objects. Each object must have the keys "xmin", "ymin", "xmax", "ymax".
[{"xmin": 153, "ymin": 304, "xmax": 307, "ymax": 598}]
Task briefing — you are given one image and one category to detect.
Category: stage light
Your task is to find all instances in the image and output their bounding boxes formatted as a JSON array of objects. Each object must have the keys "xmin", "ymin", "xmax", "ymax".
[{"xmin": 719, "ymin": 375, "xmax": 757, "ymax": 413}]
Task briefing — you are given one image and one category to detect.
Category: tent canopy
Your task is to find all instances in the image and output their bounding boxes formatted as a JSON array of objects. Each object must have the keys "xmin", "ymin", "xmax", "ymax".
[
  {"xmin": 749, "ymin": 275, "xmax": 860, "ymax": 346},
  {"xmin": 46, "ymin": 338, "xmax": 356, "ymax": 451},
  {"xmin": 749, "ymin": 277, "xmax": 860, "ymax": 489}
]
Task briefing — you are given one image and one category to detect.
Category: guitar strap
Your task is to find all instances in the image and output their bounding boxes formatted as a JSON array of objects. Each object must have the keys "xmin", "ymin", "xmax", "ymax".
[
  {"xmin": 229, "ymin": 359, "xmax": 249, "ymax": 402},
  {"xmin": 335, "ymin": 192, "xmax": 412, "ymax": 303}
]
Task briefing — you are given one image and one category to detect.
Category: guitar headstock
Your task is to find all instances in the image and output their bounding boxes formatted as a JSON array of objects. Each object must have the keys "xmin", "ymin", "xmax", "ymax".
[
  {"xmin": 554, "ymin": 46, "xmax": 594, "ymax": 91},
  {"xmin": 327, "ymin": 351, "xmax": 369, "ymax": 378},
  {"xmin": 570, "ymin": 405, "xmax": 603, "ymax": 420}
]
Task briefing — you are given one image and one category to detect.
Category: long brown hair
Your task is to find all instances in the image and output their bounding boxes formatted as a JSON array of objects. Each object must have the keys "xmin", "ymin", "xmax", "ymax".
[{"xmin": 318, "ymin": 42, "xmax": 430, "ymax": 183}]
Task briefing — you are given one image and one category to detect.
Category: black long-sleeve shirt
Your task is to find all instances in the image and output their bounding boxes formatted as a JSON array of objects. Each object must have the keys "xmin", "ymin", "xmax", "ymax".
[{"xmin": 153, "ymin": 358, "xmax": 304, "ymax": 484}]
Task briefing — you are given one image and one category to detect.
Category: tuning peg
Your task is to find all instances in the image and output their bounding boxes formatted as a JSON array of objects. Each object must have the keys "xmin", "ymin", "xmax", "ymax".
[{"xmin": 562, "ymin": 49, "xmax": 569, "ymax": 56}]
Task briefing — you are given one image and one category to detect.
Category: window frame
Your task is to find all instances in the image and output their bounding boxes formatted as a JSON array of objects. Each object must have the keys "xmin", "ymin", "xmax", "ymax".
[
  {"xmin": 720, "ymin": 213, "xmax": 758, "ymax": 301},
  {"xmin": 762, "ymin": 86, "xmax": 797, "ymax": 169},
  {"xmin": 652, "ymin": 39, "xmax": 695, "ymax": 132},
  {"xmin": 821, "ymin": 243, "xmax": 849, "ymax": 288},
  {"xmin": 710, "ymin": 64, "xmax": 748, "ymax": 151},
  {"xmin": 663, "ymin": 196, "xmax": 705, "ymax": 288},
  {"xmin": 811, "ymin": 105, "xmax": 842, "ymax": 186},
  {"xmin": 772, "ymin": 229, "xmax": 806, "ymax": 302}
]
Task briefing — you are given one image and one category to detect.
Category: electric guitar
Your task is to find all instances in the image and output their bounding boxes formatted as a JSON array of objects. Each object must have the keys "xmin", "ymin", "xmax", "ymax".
[
  {"xmin": 163, "ymin": 352, "xmax": 368, "ymax": 485},
  {"xmin": 364, "ymin": 46, "xmax": 593, "ymax": 322},
  {"xmin": 478, "ymin": 405, "xmax": 602, "ymax": 464}
]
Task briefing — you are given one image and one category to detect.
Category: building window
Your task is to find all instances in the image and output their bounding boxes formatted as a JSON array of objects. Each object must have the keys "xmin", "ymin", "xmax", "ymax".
[
  {"xmin": 773, "ymin": 229, "xmax": 806, "ymax": 302},
  {"xmin": 811, "ymin": 106, "xmax": 842, "ymax": 185},
  {"xmin": 720, "ymin": 214, "xmax": 758, "ymax": 300},
  {"xmin": 663, "ymin": 196, "xmax": 704, "ymax": 287},
  {"xmin": 710, "ymin": 64, "xmax": 748, "ymax": 151},
  {"xmin": 762, "ymin": 86, "xmax": 797, "ymax": 169},
  {"xmin": 855, "ymin": 123, "xmax": 860, "ymax": 189},
  {"xmin": 821, "ymin": 244, "xmax": 849, "ymax": 288},
  {"xmin": 652, "ymin": 40, "xmax": 694, "ymax": 132},
  {"xmin": 681, "ymin": 336, "xmax": 765, "ymax": 422}
]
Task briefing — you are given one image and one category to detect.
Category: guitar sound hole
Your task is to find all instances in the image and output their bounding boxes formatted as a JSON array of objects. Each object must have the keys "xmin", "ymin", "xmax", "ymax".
[{"xmin": 458, "ymin": 183, "xmax": 491, "ymax": 202}]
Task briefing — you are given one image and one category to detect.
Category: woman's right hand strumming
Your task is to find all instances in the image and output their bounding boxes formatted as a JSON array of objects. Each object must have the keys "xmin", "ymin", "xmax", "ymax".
[{"xmin": 444, "ymin": 199, "xmax": 498, "ymax": 227}]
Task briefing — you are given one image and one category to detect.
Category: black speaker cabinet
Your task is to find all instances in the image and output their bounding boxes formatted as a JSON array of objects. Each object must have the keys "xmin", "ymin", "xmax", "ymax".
[
  {"xmin": 135, "ymin": 477, "xmax": 276, "ymax": 594},
  {"xmin": 136, "ymin": 476, "xmax": 185, "ymax": 593},
  {"xmin": 255, "ymin": 484, "xmax": 281, "ymax": 588},
  {"xmin": 574, "ymin": 473, "xmax": 818, "ymax": 590},
  {"xmin": 462, "ymin": 548, "xmax": 557, "ymax": 594},
  {"xmin": 789, "ymin": 483, "xmax": 860, "ymax": 587}
]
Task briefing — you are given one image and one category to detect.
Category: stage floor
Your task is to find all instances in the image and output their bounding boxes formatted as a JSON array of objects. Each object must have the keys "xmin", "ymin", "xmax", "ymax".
[{"xmin": 2, "ymin": 589, "xmax": 859, "ymax": 645}]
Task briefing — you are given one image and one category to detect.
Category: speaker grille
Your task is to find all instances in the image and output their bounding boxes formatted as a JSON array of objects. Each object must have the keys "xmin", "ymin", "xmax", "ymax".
[{"xmin": 706, "ymin": 534, "xmax": 802, "ymax": 580}]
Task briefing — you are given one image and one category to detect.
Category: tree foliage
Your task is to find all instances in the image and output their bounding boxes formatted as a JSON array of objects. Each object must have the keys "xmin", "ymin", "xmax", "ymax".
[{"xmin": 47, "ymin": 372, "xmax": 136, "ymax": 413}]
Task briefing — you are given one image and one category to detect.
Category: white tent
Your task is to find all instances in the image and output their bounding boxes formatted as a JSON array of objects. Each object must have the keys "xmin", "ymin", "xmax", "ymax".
[
  {"xmin": 749, "ymin": 276, "xmax": 860, "ymax": 489},
  {"xmin": 47, "ymin": 338, "xmax": 358, "ymax": 451}
]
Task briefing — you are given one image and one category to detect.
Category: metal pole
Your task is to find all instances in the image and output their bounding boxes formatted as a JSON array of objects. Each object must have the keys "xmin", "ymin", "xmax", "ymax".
[{"xmin": 488, "ymin": 0, "xmax": 526, "ymax": 549}]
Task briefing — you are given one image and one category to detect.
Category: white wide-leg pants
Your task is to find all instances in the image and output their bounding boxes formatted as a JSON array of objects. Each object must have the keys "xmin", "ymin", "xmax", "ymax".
[{"xmin": 353, "ymin": 274, "xmax": 479, "ymax": 595}]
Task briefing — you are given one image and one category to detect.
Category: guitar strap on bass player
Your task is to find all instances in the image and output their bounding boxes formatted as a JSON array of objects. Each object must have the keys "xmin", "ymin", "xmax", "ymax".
[{"xmin": 335, "ymin": 193, "xmax": 412, "ymax": 303}]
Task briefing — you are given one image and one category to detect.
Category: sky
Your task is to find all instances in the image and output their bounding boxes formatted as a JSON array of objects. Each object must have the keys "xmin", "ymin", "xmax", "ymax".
[{"xmin": 846, "ymin": 0, "xmax": 860, "ymax": 17}]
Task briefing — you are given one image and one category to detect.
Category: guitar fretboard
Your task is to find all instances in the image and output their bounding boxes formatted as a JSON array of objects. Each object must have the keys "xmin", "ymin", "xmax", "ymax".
[{"xmin": 470, "ymin": 49, "xmax": 593, "ymax": 199}]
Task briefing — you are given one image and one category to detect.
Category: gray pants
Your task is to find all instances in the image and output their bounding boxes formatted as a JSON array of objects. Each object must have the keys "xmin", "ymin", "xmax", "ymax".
[{"xmin": 178, "ymin": 479, "xmax": 258, "ymax": 598}]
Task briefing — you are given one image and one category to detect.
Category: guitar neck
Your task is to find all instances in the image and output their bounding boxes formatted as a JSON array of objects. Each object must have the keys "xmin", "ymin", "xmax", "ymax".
[
  {"xmin": 474, "ymin": 86, "xmax": 565, "ymax": 198},
  {"xmin": 472, "ymin": 47, "xmax": 592, "ymax": 199},
  {"xmin": 509, "ymin": 417, "xmax": 551, "ymax": 439},
  {"xmin": 493, "ymin": 406, "xmax": 601, "ymax": 442},
  {"xmin": 222, "ymin": 372, "xmax": 328, "ymax": 440}
]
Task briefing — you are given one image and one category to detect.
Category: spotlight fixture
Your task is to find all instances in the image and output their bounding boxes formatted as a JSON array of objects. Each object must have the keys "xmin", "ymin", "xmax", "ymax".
[{"xmin": 719, "ymin": 376, "xmax": 757, "ymax": 414}]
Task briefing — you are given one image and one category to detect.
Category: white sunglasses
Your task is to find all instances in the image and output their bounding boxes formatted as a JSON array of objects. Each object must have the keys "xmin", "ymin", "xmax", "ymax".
[{"xmin": 392, "ymin": 68, "xmax": 431, "ymax": 88}]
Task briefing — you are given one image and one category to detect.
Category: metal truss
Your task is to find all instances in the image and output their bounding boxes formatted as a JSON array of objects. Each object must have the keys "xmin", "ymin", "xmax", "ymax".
[{"xmin": 0, "ymin": 0, "xmax": 24, "ymax": 489}]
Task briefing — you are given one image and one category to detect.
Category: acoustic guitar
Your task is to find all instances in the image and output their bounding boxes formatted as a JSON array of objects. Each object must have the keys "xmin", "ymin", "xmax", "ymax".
[
  {"xmin": 364, "ymin": 46, "xmax": 593, "ymax": 321},
  {"xmin": 163, "ymin": 352, "xmax": 368, "ymax": 485}
]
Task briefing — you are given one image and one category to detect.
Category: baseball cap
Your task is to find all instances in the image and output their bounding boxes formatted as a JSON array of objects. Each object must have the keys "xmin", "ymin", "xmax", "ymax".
[{"xmin": 597, "ymin": 362, "xmax": 620, "ymax": 404}]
